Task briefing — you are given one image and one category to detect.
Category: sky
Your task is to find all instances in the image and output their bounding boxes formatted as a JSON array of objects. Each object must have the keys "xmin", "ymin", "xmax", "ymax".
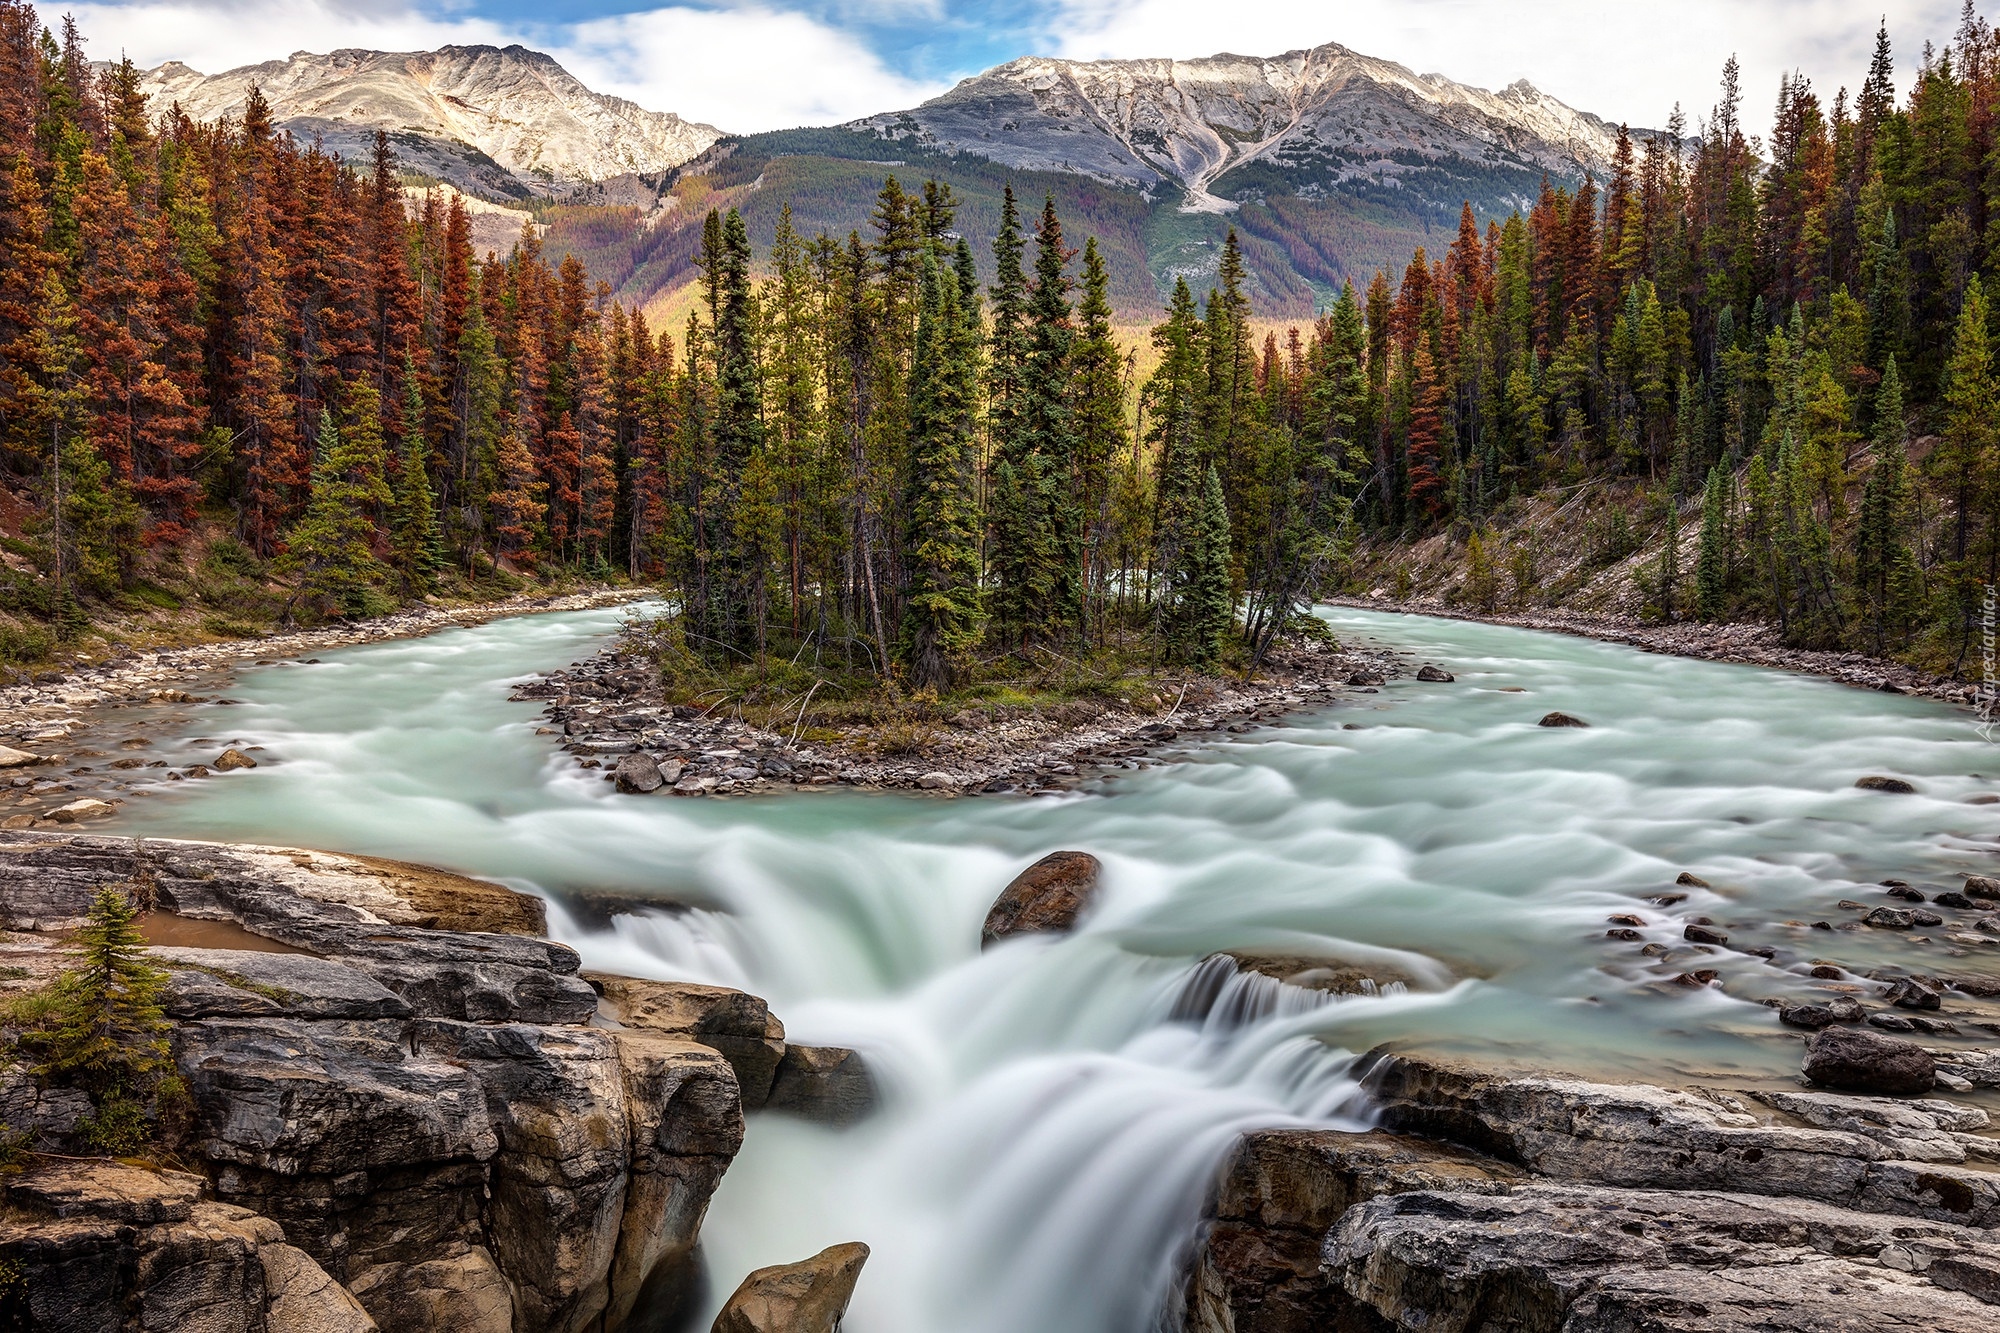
[{"xmin": 62, "ymin": 0, "xmax": 1974, "ymax": 136}]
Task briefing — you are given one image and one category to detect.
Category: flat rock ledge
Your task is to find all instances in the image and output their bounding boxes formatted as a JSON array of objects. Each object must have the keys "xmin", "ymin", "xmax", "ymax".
[
  {"xmin": 0, "ymin": 830, "xmax": 790, "ymax": 1333},
  {"xmin": 1184, "ymin": 1050, "xmax": 2000, "ymax": 1332}
]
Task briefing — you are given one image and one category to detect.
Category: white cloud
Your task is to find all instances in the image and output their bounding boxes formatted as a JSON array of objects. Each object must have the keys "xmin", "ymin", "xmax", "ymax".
[
  {"xmin": 1046, "ymin": 0, "xmax": 1965, "ymax": 139},
  {"xmin": 65, "ymin": 0, "xmax": 508, "ymax": 72},
  {"xmin": 547, "ymin": 5, "xmax": 944, "ymax": 131},
  {"xmin": 60, "ymin": 0, "xmax": 944, "ymax": 133}
]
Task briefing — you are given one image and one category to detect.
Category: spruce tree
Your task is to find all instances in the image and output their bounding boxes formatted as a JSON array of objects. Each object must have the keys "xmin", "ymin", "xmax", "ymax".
[
  {"xmin": 1023, "ymin": 193, "xmax": 1081, "ymax": 641},
  {"xmin": 390, "ymin": 357, "xmax": 445, "ymax": 596},
  {"xmin": 901, "ymin": 258, "xmax": 984, "ymax": 690},
  {"xmin": 1172, "ymin": 464, "xmax": 1233, "ymax": 666},
  {"xmin": 1855, "ymin": 356, "xmax": 1918, "ymax": 651},
  {"xmin": 1696, "ymin": 464, "xmax": 1730, "ymax": 620},
  {"xmin": 282, "ymin": 407, "xmax": 389, "ymax": 619}
]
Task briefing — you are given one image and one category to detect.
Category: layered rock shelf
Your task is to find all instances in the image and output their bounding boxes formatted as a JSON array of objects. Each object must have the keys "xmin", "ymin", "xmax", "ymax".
[
  {"xmin": 1184, "ymin": 1050, "xmax": 2000, "ymax": 1332},
  {"xmin": 0, "ymin": 830, "xmax": 867, "ymax": 1331}
]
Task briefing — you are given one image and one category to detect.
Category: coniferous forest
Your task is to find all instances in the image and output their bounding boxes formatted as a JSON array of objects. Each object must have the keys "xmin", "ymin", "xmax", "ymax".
[{"xmin": 11, "ymin": 1, "xmax": 2000, "ymax": 686}]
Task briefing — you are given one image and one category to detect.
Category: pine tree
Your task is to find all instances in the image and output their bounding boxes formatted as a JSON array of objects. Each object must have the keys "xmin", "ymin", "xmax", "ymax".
[{"xmin": 1071, "ymin": 236, "xmax": 1126, "ymax": 637}]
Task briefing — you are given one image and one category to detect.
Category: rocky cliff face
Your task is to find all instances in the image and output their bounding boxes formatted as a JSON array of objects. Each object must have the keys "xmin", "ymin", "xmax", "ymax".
[
  {"xmin": 0, "ymin": 831, "xmax": 777, "ymax": 1332},
  {"xmin": 1184, "ymin": 1050, "xmax": 2000, "ymax": 1331},
  {"xmin": 135, "ymin": 46, "xmax": 721, "ymax": 199},
  {"xmin": 854, "ymin": 43, "xmax": 1636, "ymax": 211}
]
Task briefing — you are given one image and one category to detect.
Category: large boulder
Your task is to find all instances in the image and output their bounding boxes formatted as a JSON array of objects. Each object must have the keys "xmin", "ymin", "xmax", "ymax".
[
  {"xmin": 711, "ymin": 1242, "xmax": 869, "ymax": 1333},
  {"xmin": 614, "ymin": 754, "xmax": 665, "ymax": 794},
  {"xmin": 1805, "ymin": 1025, "xmax": 1937, "ymax": 1096},
  {"xmin": 980, "ymin": 851, "xmax": 1102, "ymax": 946},
  {"xmin": 154, "ymin": 947, "xmax": 414, "ymax": 1021}
]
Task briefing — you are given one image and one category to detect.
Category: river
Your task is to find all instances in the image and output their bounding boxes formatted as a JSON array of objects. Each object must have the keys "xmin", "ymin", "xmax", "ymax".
[{"xmin": 101, "ymin": 602, "xmax": 2000, "ymax": 1332}]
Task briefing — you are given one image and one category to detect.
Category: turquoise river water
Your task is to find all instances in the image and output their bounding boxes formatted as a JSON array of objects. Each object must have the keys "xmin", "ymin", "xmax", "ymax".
[{"xmin": 101, "ymin": 603, "xmax": 2000, "ymax": 1333}]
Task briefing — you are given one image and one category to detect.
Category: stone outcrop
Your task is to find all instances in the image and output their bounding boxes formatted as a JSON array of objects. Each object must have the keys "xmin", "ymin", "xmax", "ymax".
[
  {"xmin": 1805, "ymin": 1024, "xmax": 1937, "ymax": 1095},
  {"xmin": 0, "ymin": 831, "xmax": 750, "ymax": 1333},
  {"xmin": 588, "ymin": 972, "xmax": 788, "ymax": 1108},
  {"xmin": 766, "ymin": 1044, "xmax": 878, "ymax": 1126},
  {"xmin": 981, "ymin": 851, "xmax": 1103, "ymax": 946},
  {"xmin": 711, "ymin": 1242, "xmax": 869, "ymax": 1333},
  {"xmin": 1183, "ymin": 1051, "xmax": 2000, "ymax": 1332},
  {"xmin": 0, "ymin": 1160, "xmax": 375, "ymax": 1332}
]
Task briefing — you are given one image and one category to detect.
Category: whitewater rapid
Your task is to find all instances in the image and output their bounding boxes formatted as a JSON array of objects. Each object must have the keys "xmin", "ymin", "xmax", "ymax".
[{"xmin": 104, "ymin": 603, "xmax": 2000, "ymax": 1331}]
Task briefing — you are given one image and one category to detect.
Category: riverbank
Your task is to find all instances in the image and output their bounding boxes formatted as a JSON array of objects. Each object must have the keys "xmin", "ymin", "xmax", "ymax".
[
  {"xmin": 522, "ymin": 630, "xmax": 1431, "ymax": 797},
  {"xmin": 1331, "ymin": 592, "xmax": 1977, "ymax": 706},
  {"xmin": 0, "ymin": 588, "xmax": 649, "ymax": 829}
]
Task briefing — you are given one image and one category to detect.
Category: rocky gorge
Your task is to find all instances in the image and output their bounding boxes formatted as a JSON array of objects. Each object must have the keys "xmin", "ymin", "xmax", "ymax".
[{"xmin": 0, "ymin": 830, "xmax": 869, "ymax": 1331}]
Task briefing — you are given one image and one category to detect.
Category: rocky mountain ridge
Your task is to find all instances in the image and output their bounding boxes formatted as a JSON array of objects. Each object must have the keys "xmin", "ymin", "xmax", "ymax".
[
  {"xmin": 853, "ymin": 42, "xmax": 1638, "ymax": 212},
  {"xmin": 134, "ymin": 45, "xmax": 721, "ymax": 199}
]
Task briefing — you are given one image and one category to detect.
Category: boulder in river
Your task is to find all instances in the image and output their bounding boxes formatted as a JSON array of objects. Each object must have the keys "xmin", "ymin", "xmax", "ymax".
[
  {"xmin": 1856, "ymin": 774, "xmax": 1918, "ymax": 793},
  {"xmin": 613, "ymin": 754, "xmax": 665, "ymax": 794},
  {"xmin": 1965, "ymin": 875, "xmax": 2000, "ymax": 899},
  {"xmin": 1537, "ymin": 711, "xmax": 1589, "ymax": 727},
  {"xmin": 765, "ymin": 1044, "xmax": 876, "ymax": 1125},
  {"xmin": 0, "ymin": 744, "xmax": 41, "ymax": 767},
  {"xmin": 1802, "ymin": 1024, "xmax": 1935, "ymax": 1095},
  {"xmin": 981, "ymin": 851, "xmax": 1103, "ymax": 947},
  {"xmin": 712, "ymin": 1242, "xmax": 869, "ymax": 1333},
  {"xmin": 43, "ymin": 798, "xmax": 113, "ymax": 823},
  {"xmin": 1414, "ymin": 664, "xmax": 1455, "ymax": 682},
  {"xmin": 213, "ymin": 747, "xmax": 259, "ymax": 771}
]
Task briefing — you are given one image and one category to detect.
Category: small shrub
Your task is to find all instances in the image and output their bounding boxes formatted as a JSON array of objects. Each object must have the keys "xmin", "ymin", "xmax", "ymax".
[{"xmin": 0, "ymin": 624, "xmax": 51, "ymax": 666}]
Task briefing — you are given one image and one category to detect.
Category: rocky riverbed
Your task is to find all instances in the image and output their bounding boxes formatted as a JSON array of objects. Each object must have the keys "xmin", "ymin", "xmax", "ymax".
[
  {"xmin": 1336, "ymin": 592, "xmax": 1975, "ymax": 705},
  {"xmin": 519, "ymin": 635, "xmax": 1421, "ymax": 798}
]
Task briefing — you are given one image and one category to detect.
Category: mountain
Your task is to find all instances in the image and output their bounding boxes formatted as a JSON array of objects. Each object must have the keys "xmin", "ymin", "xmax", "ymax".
[
  {"xmin": 126, "ymin": 37, "xmax": 1648, "ymax": 322},
  {"xmin": 136, "ymin": 45, "xmax": 722, "ymax": 200},
  {"xmin": 568, "ymin": 42, "xmax": 1648, "ymax": 325},
  {"xmin": 853, "ymin": 44, "xmax": 1630, "ymax": 214}
]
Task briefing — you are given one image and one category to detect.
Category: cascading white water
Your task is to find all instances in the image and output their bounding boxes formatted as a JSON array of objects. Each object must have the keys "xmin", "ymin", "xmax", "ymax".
[{"xmin": 105, "ymin": 603, "xmax": 2000, "ymax": 1331}]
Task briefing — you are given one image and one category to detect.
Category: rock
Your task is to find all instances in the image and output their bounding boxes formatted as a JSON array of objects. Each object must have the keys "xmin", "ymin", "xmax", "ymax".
[
  {"xmin": 711, "ymin": 1242, "xmax": 869, "ymax": 1333},
  {"xmin": 411, "ymin": 1021, "xmax": 630, "ymax": 1333},
  {"xmin": 765, "ymin": 1045, "xmax": 876, "ymax": 1125},
  {"xmin": 588, "ymin": 973, "xmax": 786, "ymax": 1108},
  {"xmin": 916, "ymin": 770, "xmax": 956, "ymax": 790},
  {"xmin": 1965, "ymin": 875, "xmax": 2000, "ymax": 899},
  {"xmin": 44, "ymin": 797, "xmax": 114, "ymax": 823},
  {"xmin": 1887, "ymin": 977, "xmax": 1944, "ymax": 1010},
  {"xmin": 1537, "ymin": 711, "xmax": 1589, "ymax": 727},
  {"xmin": 1183, "ymin": 1129, "xmax": 1521, "ymax": 1333},
  {"xmin": 214, "ymin": 747, "xmax": 260, "ymax": 771},
  {"xmin": 1415, "ymin": 664, "xmax": 1455, "ymax": 682},
  {"xmin": 1935, "ymin": 891, "xmax": 1977, "ymax": 910},
  {"xmin": 981, "ymin": 850, "xmax": 1103, "ymax": 946},
  {"xmin": 603, "ymin": 1032, "xmax": 745, "ymax": 1331},
  {"xmin": 1345, "ymin": 669, "xmax": 1386, "ymax": 686},
  {"xmin": 1215, "ymin": 951, "xmax": 1428, "ymax": 996},
  {"xmin": 1866, "ymin": 906, "xmax": 1920, "ymax": 928},
  {"xmin": 1359, "ymin": 1051, "xmax": 1999, "ymax": 1224},
  {"xmin": 1778, "ymin": 1003, "xmax": 1845, "ymax": 1029},
  {"xmin": 1324, "ymin": 1184, "xmax": 1999, "ymax": 1333},
  {"xmin": 0, "ymin": 1160, "xmax": 375, "ymax": 1333},
  {"xmin": 0, "ymin": 744, "xmax": 42, "ymax": 767},
  {"xmin": 613, "ymin": 754, "xmax": 665, "ymax": 794},
  {"xmin": 656, "ymin": 758, "xmax": 685, "ymax": 785},
  {"xmin": 1675, "ymin": 871, "xmax": 1712, "ymax": 888},
  {"xmin": 1804, "ymin": 1025, "xmax": 1936, "ymax": 1095},
  {"xmin": 1683, "ymin": 923, "xmax": 1729, "ymax": 945},
  {"xmin": 1856, "ymin": 774, "xmax": 1918, "ymax": 793},
  {"xmin": 154, "ymin": 946, "xmax": 414, "ymax": 1020}
]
